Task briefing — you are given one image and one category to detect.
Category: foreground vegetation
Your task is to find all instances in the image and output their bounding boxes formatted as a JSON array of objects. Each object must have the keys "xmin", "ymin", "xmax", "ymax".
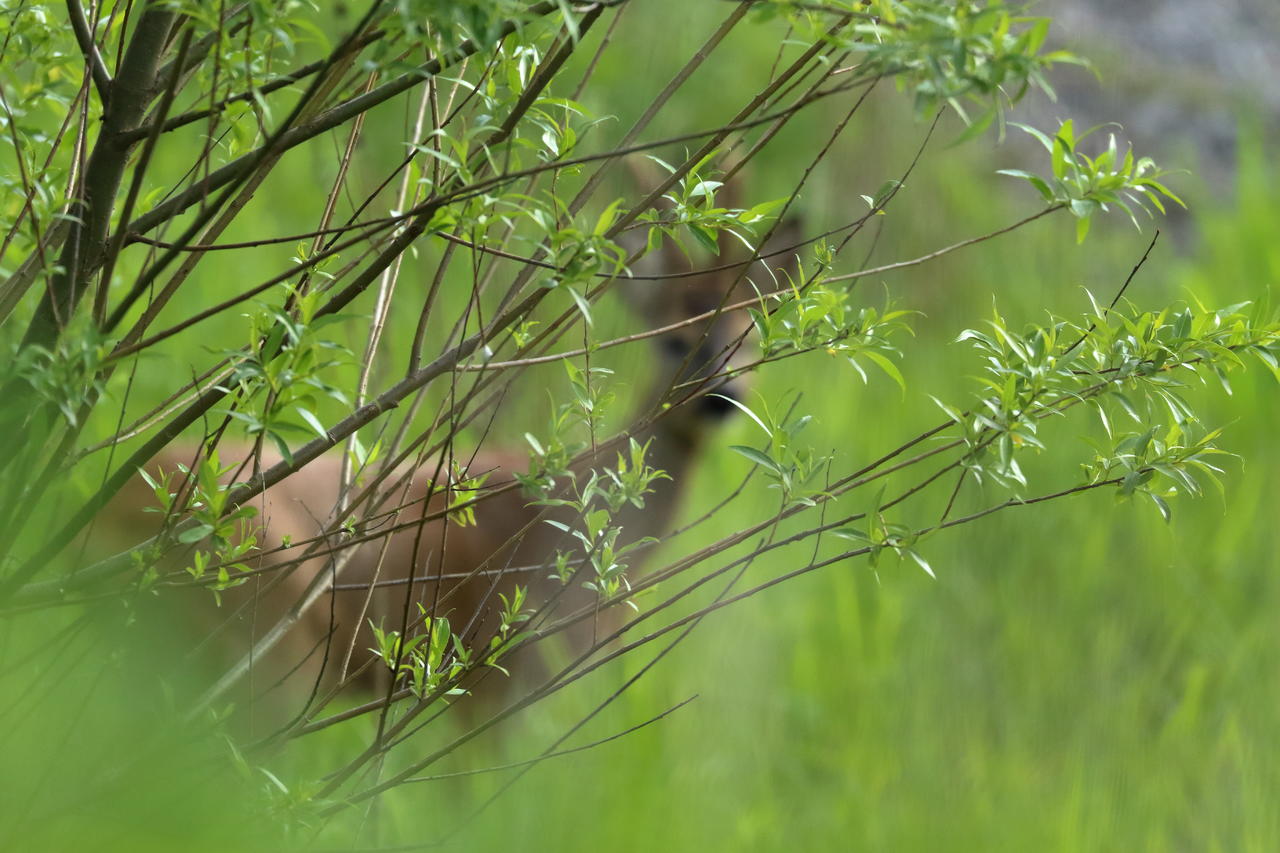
[
  {"xmin": 1, "ymin": 2, "xmax": 1276, "ymax": 849},
  {"xmin": 406, "ymin": 135, "xmax": 1280, "ymax": 853}
]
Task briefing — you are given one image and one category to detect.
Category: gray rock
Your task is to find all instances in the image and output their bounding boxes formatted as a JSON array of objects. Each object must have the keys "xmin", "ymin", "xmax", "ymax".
[{"xmin": 1023, "ymin": 0, "xmax": 1278, "ymax": 176}]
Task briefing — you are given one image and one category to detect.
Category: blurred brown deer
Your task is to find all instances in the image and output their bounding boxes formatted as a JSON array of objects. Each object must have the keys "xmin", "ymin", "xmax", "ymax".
[{"xmin": 92, "ymin": 173, "xmax": 799, "ymax": 731}]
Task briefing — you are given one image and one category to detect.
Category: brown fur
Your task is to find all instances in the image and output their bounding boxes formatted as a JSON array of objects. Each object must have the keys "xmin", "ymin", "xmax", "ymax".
[{"xmin": 92, "ymin": 183, "xmax": 798, "ymax": 730}]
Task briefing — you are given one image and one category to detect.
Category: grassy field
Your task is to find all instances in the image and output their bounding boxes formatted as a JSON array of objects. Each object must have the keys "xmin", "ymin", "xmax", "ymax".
[
  {"xmin": 278, "ymin": 119, "xmax": 1280, "ymax": 852},
  {"xmin": 4, "ymin": 5, "xmax": 1278, "ymax": 851},
  {"xmin": 395, "ymin": 18, "xmax": 1280, "ymax": 843},
  {"xmin": 405, "ymin": 143, "xmax": 1280, "ymax": 852}
]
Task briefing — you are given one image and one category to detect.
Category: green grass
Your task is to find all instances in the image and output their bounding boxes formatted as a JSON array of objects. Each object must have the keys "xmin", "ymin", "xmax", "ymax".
[
  {"xmin": 5, "ymin": 6, "xmax": 1280, "ymax": 849},
  {"xmin": 360, "ymin": 138, "xmax": 1280, "ymax": 852}
]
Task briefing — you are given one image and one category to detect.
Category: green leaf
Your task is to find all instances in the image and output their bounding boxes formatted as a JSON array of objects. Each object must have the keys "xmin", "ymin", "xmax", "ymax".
[
  {"xmin": 687, "ymin": 223, "xmax": 720, "ymax": 254},
  {"xmin": 593, "ymin": 198, "xmax": 622, "ymax": 236},
  {"xmin": 268, "ymin": 431, "xmax": 294, "ymax": 466},
  {"xmin": 178, "ymin": 523, "xmax": 216, "ymax": 545},
  {"xmin": 950, "ymin": 105, "xmax": 996, "ymax": 147},
  {"xmin": 709, "ymin": 394, "xmax": 771, "ymax": 436},
  {"xmin": 870, "ymin": 179, "xmax": 902, "ymax": 209},
  {"xmin": 567, "ymin": 287, "xmax": 593, "ymax": 327},
  {"xmin": 296, "ymin": 407, "xmax": 328, "ymax": 439},
  {"xmin": 907, "ymin": 550, "xmax": 936, "ymax": 579},
  {"xmin": 862, "ymin": 350, "xmax": 906, "ymax": 394},
  {"xmin": 729, "ymin": 445, "xmax": 783, "ymax": 475},
  {"xmin": 1075, "ymin": 214, "xmax": 1091, "ymax": 244},
  {"xmin": 996, "ymin": 169, "xmax": 1055, "ymax": 202},
  {"xmin": 1148, "ymin": 492, "xmax": 1172, "ymax": 523},
  {"xmin": 1010, "ymin": 121, "xmax": 1055, "ymax": 154}
]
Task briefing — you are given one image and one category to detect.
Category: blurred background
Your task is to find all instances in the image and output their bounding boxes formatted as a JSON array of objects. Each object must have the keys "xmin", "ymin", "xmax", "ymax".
[
  {"xmin": 5, "ymin": 2, "xmax": 1279, "ymax": 850},
  {"xmin": 425, "ymin": 3, "xmax": 1280, "ymax": 851}
]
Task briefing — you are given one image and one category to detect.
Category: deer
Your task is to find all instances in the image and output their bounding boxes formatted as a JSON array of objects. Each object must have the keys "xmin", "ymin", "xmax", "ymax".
[{"xmin": 89, "ymin": 173, "xmax": 800, "ymax": 735}]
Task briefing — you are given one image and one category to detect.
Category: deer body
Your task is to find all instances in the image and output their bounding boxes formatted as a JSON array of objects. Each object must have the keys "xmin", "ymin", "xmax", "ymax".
[
  {"xmin": 92, "ymin": 217, "xmax": 782, "ymax": 728},
  {"xmin": 99, "ymin": 398, "xmax": 729, "ymax": 726}
]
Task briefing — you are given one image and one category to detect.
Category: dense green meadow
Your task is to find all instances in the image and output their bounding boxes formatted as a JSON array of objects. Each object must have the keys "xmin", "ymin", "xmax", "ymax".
[
  {"xmin": 383, "ymin": 16, "xmax": 1280, "ymax": 851},
  {"xmin": 420, "ymin": 153, "xmax": 1280, "ymax": 852},
  {"xmin": 341, "ymin": 86, "xmax": 1280, "ymax": 853},
  {"xmin": 3, "ymin": 3, "xmax": 1278, "ymax": 850}
]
